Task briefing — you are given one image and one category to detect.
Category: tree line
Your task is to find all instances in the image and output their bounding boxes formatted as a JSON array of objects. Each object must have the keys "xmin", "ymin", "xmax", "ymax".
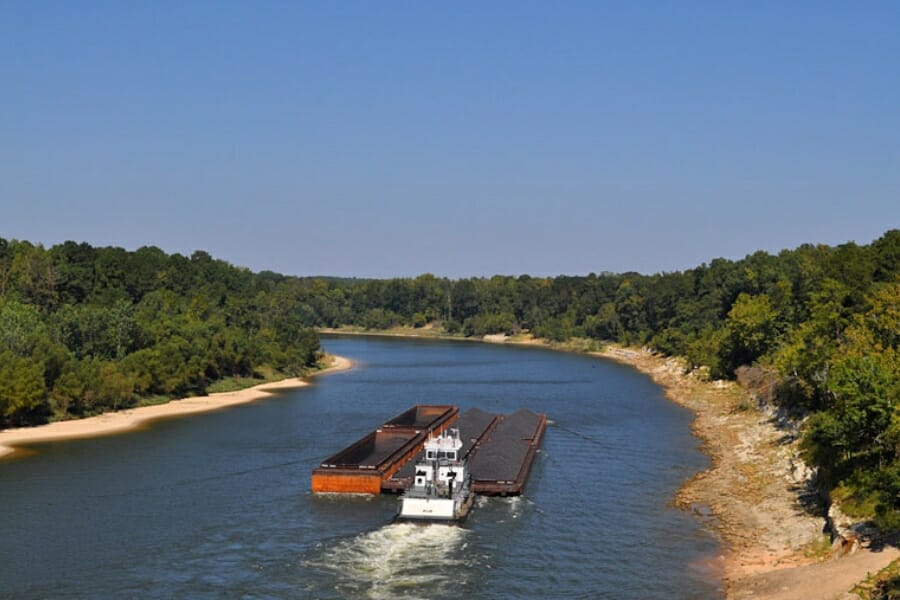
[{"xmin": 0, "ymin": 240, "xmax": 320, "ymax": 427}]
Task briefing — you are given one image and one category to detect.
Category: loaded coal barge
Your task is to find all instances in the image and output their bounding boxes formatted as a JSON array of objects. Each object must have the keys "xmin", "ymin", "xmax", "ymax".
[{"xmin": 311, "ymin": 404, "xmax": 547, "ymax": 522}]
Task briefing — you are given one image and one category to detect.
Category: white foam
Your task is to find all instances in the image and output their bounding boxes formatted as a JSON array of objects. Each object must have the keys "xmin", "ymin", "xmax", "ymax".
[
  {"xmin": 504, "ymin": 496, "xmax": 523, "ymax": 519},
  {"xmin": 306, "ymin": 523, "xmax": 470, "ymax": 599}
]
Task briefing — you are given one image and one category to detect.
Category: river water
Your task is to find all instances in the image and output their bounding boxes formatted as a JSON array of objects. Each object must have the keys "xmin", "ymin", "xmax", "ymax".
[{"xmin": 0, "ymin": 336, "xmax": 722, "ymax": 598}]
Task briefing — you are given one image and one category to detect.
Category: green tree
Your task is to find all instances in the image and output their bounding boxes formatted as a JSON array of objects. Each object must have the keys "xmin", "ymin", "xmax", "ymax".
[
  {"xmin": 0, "ymin": 298, "xmax": 45, "ymax": 356},
  {"xmin": 827, "ymin": 352, "xmax": 898, "ymax": 460},
  {"xmin": 0, "ymin": 352, "xmax": 49, "ymax": 425},
  {"xmin": 584, "ymin": 302, "xmax": 620, "ymax": 341},
  {"xmin": 722, "ymin": 293, "xmax": 778, "ymax": 370}
]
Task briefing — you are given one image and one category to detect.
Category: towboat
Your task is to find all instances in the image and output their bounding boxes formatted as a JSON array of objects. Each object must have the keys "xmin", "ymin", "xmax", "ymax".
[{"xmin": 397, "ymin": 427, "xmax": 474, "ymax": 523}]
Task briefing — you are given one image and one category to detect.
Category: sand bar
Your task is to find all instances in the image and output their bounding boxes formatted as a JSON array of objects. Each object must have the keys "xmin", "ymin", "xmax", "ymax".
[{"xmin": 0, "ymin": 354, "xmax": 353, "ymax": 460}]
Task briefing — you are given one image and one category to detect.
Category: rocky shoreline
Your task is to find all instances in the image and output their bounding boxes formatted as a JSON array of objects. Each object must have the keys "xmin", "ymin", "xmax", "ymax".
[{"xmin": 597, "ymin": 346, "xmax": 898, "ymax": 600}]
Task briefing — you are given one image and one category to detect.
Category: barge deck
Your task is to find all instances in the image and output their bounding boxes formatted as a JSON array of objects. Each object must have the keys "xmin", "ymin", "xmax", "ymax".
[{"xmin": 469, "ymin": 408, "xmax": 548, "ymax": 496}]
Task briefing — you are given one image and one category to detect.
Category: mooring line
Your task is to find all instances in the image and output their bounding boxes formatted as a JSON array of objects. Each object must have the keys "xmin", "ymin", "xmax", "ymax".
[{"xmin": 551, "ymin": 422, "xmax": 612, "ymax": 449}]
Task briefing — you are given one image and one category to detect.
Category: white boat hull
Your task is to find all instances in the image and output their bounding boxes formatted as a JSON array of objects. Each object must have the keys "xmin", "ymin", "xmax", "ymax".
[
  {"xmin": 397, "ymin": 488, "xmax": 474, "ymax": 523},
  {"xmin": 399, "ymin": 497, "xmax": 456, "ymax": 520}
]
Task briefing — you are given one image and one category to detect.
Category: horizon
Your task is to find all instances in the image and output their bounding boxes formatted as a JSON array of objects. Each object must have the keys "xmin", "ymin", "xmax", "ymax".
[
  {"xmin": 2, "ymin": 228, "xmax": 893, "ymax": 281},
  {"xmin": 2, "ymin": 3, "xmax": 898, "ymax": 279}
]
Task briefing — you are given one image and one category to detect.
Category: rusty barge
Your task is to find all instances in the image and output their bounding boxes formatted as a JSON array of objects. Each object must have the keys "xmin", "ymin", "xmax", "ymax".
[{"xmin": 311, "ymin": 405, "xmax": 547, "ymax": 497}]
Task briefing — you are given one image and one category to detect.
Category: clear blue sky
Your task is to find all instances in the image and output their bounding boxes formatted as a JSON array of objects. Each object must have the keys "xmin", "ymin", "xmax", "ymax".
[{"xmin": 2, "ymin": 2, "xmax": 898, "ymax": 278}]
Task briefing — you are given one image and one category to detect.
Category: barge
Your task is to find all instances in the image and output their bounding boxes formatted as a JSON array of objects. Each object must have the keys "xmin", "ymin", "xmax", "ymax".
[
  {"xmin": 311, "ymin": 405, "xmax": 457, "ymax": 494},
  {"xmin": 470, "ymin": 408, "xmax": 547, "ymax": 496},
  {"xmin": 312, "ymin": 405, "xmax": 546, "ymax": 498}
]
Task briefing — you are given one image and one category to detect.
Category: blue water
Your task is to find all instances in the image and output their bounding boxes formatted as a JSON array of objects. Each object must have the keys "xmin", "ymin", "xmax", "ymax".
[{"xmin": 0, "ymin": 336, "xmax": 722, "ymax": 598}]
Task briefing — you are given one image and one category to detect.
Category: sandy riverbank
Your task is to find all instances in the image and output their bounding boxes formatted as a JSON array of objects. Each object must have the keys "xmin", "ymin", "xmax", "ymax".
[{"xmin": 0, "ymin": 354, "xmax": 353, "ymax": 461}]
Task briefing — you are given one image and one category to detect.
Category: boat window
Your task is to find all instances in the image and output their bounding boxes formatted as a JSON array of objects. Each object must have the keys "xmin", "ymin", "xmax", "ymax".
[
  {"xmin": 426, "ymin": 451, "xmax": 434, "ymax": 459},
  {"xmin": 448, "ymin": 452, "xmax": 456, "ymax": 460},
  {"xmin": 437, "ymin": 451, "xmax": 446, "ymax": 459}
]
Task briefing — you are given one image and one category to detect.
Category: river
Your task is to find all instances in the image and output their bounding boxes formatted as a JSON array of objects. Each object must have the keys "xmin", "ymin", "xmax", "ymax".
[{"xmin": 0, "ymin": 335, "xmax": 722, "ymax": 598}]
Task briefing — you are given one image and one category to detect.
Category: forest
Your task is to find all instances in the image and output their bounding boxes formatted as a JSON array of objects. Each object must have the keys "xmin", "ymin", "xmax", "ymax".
[
  {"xmin": 1, "ymin": 230, "xmax": 898, "ymax": 526},
  {"xmin": 0, "ymin": 240, "xmax": 321, "ymax": 428}
]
